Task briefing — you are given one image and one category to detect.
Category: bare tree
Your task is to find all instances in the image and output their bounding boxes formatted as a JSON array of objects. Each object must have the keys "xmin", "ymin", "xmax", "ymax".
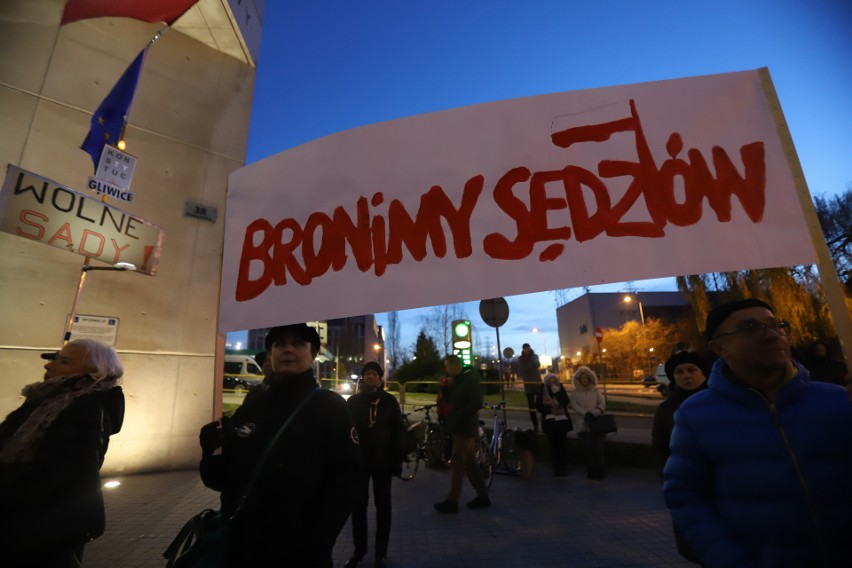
[
  {"xmin": 676, "ymin": 265, "xmax": 838, "ymax": 348},
  {"xmin": 421, "ymin": 303, "xmax": 469, "ymax": 355},
  {"xmin": 387, "ymin": 311, "xmax": 401, "ymax": 372},
  {"xmin": 814, "ymin": 186, "xmax": 852, "ymax": 282}
]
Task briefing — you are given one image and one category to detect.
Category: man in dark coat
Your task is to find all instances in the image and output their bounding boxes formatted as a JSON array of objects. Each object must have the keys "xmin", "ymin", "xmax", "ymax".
[
  {"xmin": 200, "ymin": 323, "xmax": 361, "ymax": 567},
  {"xmin": 434, "ymin": 355, "xmax": 490, "ymax": 514},
  {"xmin": 663, "ymin": 299, "xmax": 852, "ymax": 568},
  {"xmin": 344, "ymin": 362, "xmax": 404, "ymax": 568},
  {"xmin": 518, "ymin": 343, "xmax": 542, "ymax": 432}
]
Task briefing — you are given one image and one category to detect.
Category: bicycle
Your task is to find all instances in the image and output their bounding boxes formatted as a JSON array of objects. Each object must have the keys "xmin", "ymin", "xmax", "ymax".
[
  {"xmin": 476, "ymin": 419, "xmax": 495, "ymax": 488},
  {"xmin": 480, "ymin": 401, "xmax": 523, "ymax": 475},
  {"xmin": 398, "ymin": 404, "xmax": 448, "ymax": 481}
]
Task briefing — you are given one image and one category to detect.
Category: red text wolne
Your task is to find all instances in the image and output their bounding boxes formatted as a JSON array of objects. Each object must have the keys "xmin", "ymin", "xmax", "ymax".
[{"xmin": 236, "ymin": 100, "xmax": 765, "ymax": 301}]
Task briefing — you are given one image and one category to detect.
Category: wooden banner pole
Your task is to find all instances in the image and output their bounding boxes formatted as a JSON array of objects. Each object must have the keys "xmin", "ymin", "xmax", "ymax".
[{"xmin": 759, "ymin": 67, "xmax": 852, "ymax": 368}]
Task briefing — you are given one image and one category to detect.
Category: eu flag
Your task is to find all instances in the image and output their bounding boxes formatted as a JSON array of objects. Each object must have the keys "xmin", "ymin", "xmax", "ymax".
[{"xmin": 81, "ymin": 48, "xmax": 148, "ymax": 171}]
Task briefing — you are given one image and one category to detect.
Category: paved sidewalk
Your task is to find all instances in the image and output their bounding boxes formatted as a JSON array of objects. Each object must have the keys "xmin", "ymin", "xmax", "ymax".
[{"xmin": 85, "ymin": 463, "xmax": 693, "ymax": 567}]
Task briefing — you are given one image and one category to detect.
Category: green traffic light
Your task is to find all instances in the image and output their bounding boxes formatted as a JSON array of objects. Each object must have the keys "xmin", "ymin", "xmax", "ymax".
[{"xmin": 454, "ymin": 321, "xmax": 470, "ymax": 338}]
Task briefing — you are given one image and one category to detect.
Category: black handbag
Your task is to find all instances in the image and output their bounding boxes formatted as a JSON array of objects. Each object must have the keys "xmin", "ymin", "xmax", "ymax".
[
  {"xmin": 585, "ymin": 413, "xmax": 617, "ymax": 435},
  {"xmin": 162, "ymin": 508, "xmax": 230, "ymax": 568},
  {"xmin": 163, "ymin": 389, "xmax": 320, "ymax": 568}
]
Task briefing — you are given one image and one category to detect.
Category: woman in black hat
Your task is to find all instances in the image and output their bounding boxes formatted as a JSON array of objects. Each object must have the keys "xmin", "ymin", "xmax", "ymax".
[
  {"xmin": 652, "ymin": 351, "xmax": 710, "ymax": 476},
  {"xmin": 652, "ymin": 350, "xmax": 709, "ymax": 564},
  {"xmin": 199, "ymin": 323, "xmax": 361, "ymax": 568},
  {"xmin": 344, "ymin": 362, "xmax": 404, "ymax": 568}
]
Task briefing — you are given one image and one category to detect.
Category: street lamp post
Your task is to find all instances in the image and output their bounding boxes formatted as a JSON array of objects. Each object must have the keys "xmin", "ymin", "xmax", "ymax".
[
  {"xmin": 623, "ymin": 294, "xmax": 647, "ymax": 374},
  {"xmin": 622, "ymin": 295, "xmax": 645, "ymax": 326},
  {"xmin": 532, "ymin": 327, "xmax": 548, "ymax": 355},
  {"xmin": 63, "ymin": 262, "xmax": 136, "ymax": 344}
]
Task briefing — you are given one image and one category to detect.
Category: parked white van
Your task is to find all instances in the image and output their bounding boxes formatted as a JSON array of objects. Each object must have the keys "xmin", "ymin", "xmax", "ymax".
[
  {"xmin": 224, "ymin": 354, "xmax": 264, "ymax": 377},
  {"xmin": 223, "ymin": 355, "xmax": 263, "ymax": 393}
]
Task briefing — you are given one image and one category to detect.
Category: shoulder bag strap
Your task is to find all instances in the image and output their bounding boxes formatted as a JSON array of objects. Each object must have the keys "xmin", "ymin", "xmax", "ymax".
[{"xmin": 236, "ymin": 387, "xmax": 322, "ymax": 512}]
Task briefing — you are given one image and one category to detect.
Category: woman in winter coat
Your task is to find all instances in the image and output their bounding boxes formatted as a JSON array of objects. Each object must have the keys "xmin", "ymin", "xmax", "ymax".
[
  {"xmin": 345, "ymin": 362, "xmax": 404, "ymax": 568},
  {"xmin": 570, "ymin": 366, "xmax": 607, "ymax": 480},
  {"xmin": 0, "ymin": 339, "xmax": 125, "ymax": 567},
  {"xmin": 537, "ymin": 374, "xmax": 574, "ymax": 476},
  {"xmin": 652, "ymin": 351, "xmax": 709, "ymax": 564},
  {"xmin": 652, "ymin": 352, "xmax": 710, "ymax": 478}
]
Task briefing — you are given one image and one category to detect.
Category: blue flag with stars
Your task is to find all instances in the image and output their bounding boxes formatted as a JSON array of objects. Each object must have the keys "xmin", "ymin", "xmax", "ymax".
[{"xmin": 81, "ymin": 48, "xmax": 148, "ymax": 171}]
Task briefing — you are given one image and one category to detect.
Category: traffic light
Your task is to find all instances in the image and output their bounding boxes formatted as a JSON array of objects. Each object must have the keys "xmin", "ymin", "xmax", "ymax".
[{"xmin": 452, "ymin": 319, "xmax": 472, "ymax": 366}]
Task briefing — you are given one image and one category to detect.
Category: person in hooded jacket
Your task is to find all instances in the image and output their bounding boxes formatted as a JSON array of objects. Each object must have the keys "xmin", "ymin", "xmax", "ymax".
[
  {"xmin": 344, "ymin": 362, "xmax": 404, "ymax": 568},
  {"xmin": 570, "ymin": 365, "xmax": 607, "ymax": 480},
  {"xmin": 537, "ymin": 374, "xmax": 574, "ymax": 476},
  {"xmin": 434, "ymin": 355, "xmax": 491, "ymax": 513},
  {"xmin": 651, "ymin": 351, "xmax": 709, "ymax": 564},
  {"xmin": 199, "ymin": 324, "xmax": 361, "ymax": 568},
  {"xmin": 0, "ymin": 339, "xmax": 125, "ymax": 568}
]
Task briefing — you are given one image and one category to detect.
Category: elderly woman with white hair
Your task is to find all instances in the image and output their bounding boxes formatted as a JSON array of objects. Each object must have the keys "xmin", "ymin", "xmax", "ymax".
[
  {"xmin": 571, "ymin": 365, "xmax": 607, "ymax": 480},
  {"xmin": 0, "ymin": 339, "xmax": 125, "ymax": 567}
]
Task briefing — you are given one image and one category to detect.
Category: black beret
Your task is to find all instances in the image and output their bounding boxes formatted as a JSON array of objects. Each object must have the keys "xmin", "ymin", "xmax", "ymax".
[
  {"xmin": 360, "ymin": 361, "xmax": 384, "ymax": 379},
  {"xmin": 664, "ymin": 352, "xmax": 709, "ymax": 382},
  {"xmin": 265, "ymin": 324, "xmax": 321, "ymax": 352},
  {"xmin": 705, "ymin": 298, "xmax": 774, "ymax": 341}
]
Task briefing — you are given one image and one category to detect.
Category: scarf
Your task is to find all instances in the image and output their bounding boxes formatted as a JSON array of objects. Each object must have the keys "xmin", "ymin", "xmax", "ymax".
[
  {"xmin": 542, "ymin": 386, "xmax": 570, "ymax": 419},
  {"xmin": 0, "ymin": 374, "xmax": 118, "ymax": 465},
  {"xmin": 362, "ymin": 389, "xmax": 381, "ymax": 427}
]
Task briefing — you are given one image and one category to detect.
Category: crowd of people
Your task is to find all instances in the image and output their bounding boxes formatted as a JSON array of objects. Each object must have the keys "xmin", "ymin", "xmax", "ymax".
[{"xmin": 2, "ymin": 301, "xmax": 850, "ymax": 567}]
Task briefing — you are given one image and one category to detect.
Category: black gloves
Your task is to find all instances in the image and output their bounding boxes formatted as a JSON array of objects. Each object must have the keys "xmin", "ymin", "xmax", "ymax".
[
  {"xmin": 199, "ymin": 421, "xmax": 223, "ymax": 455},
  {"xmin": 585, "ymin": 412, "xmax": 595, "ymax": 421}
]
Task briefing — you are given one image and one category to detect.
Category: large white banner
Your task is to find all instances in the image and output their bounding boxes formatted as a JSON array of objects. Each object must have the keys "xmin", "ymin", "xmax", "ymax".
[{"xmin": 220, "ymin": 70, "xmax": 815, "ymax": 333}]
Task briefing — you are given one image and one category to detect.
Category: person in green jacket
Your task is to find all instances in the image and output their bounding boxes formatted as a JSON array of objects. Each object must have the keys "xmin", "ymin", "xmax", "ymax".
[{"xmin": 434, "ymin": 355, "xmax": 490, "ymax": 514}]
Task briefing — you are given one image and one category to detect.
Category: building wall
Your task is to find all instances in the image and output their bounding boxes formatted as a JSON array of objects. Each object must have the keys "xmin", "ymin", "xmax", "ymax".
[
  {"xmin": 0, "ymin": 1, "xmax": 256, "ymax": 473},
  {"xmin": 328, "ymin": 315, "xmax": 384, "ymax": 371},
  {"xmin": 557, "ymin": 292, "xmax": 690, "ymax": 366}
]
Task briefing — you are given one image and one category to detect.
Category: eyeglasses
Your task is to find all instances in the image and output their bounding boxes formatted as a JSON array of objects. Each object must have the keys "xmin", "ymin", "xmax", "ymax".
[{"xmin": 712, "ymin": 320, "xmax": 791, "ymax": 341}]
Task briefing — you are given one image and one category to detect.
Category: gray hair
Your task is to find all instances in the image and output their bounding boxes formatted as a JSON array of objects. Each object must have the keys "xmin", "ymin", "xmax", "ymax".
[{"xmin": 71, "ymin": 339, "xmax": 124, "ymax": 381}]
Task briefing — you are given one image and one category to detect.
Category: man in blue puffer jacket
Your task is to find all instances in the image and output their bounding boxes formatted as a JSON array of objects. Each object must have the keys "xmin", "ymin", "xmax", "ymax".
[{"xmin": 663, "ymin": 298, "xmax": 852, "ymax": 568}]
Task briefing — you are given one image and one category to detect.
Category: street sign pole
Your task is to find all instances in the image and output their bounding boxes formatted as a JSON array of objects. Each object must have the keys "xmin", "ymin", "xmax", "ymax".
[
  {"xmin": 594, "ymin": 327, "xmax": 607, "ymax": 399},
  {"xmin": 479, "ymin": 298, "xmax": 510, "ymax": 423}
]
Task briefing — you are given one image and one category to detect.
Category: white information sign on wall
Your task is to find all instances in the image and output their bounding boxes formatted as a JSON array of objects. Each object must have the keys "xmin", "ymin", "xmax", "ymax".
[{"xmin": 67, "ymin": 314, "xmax": 120, "ymax": 345}]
